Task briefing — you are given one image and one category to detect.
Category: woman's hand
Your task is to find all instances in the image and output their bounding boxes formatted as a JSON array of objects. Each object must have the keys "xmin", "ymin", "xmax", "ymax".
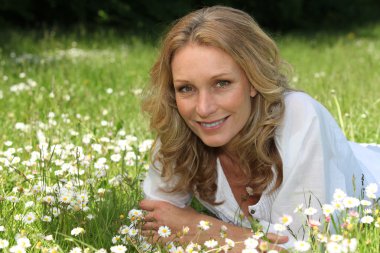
[
  {"xmin": 139, "ymin": 199, "xmax": 289, "ymax": 252},
  {"xmin": 139, "ymin": 199, "xmax": 199, "ymax": 234}
]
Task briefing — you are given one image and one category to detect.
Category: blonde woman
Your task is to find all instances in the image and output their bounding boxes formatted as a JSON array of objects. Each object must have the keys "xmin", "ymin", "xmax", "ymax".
[{"xmin": 140, "ymin": 5, "xmax": 380, "ymax": 250}]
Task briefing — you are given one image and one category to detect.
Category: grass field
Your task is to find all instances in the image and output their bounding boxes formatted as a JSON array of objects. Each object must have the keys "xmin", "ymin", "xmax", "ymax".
[{"xmin": 0, "ymin": 23, "xmax": 379, "ymax": 252}]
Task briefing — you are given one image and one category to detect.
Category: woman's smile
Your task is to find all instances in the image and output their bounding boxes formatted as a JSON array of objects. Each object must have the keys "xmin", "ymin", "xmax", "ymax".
[{"xmin": 172, "ymin": 43, "xmax": 257, "ymax": 148}]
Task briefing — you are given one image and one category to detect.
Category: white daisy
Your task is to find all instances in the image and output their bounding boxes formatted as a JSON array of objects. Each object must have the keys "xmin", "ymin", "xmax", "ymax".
[
  {"xmin": 294, "ymin": 240, "xmax": 311, "ymax": 252},
  {"xmin": 158, "ymin": 226, "xmax": 171, "ymax": 238}
]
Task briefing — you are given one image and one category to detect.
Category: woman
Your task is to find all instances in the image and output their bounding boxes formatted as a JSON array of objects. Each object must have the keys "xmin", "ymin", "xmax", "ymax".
[{"xmin": 140, "ymin": 5, "xmax": 380, "ymax": 250}]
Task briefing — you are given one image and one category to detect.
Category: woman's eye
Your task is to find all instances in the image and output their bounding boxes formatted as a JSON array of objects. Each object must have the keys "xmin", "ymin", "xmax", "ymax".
[
  {"xmin": 177, "ymin": 85, "xmax": 193, "ymax": 93},
  {"xmin": 216, "ymin": 80, "xmax": 230, "ymax": 88}
]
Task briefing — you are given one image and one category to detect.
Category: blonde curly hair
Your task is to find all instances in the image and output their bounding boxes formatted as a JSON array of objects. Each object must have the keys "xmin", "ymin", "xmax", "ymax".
[{"xmin": 142, "ymin": 5, "xmax": 291, "ymax": 204}]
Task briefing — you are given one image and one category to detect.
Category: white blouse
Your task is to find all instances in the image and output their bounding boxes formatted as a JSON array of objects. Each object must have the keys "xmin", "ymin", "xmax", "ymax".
[{"xmin": 143, "ymin": 92, "xmax": 380, "ymax": 247}]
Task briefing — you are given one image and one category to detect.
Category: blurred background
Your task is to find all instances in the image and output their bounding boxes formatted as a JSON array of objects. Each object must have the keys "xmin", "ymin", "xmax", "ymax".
[{"xmin": 1, "ymin": 0, "xmax": 380, "ymax": 34}]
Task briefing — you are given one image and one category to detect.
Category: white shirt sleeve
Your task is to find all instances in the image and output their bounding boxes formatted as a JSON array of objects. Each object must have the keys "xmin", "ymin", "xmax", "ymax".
[
  {"xmin": 142, "ymin": 144, "xmax": 193, "ymax": 208},
  {"xmin": 272, "ymin": 92, "xmax": 365, "ymax": 236}
]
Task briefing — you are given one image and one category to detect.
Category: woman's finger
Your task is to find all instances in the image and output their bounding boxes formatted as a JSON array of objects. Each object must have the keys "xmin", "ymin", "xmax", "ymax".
[
  {"xmin": 266, "ymin": 233, "xmax": 288, "ymax": 244},
  {"xmin": 139, "ymin": 199, "xmax": 156, "ymax": 211},
  {"xmin": 144, "ymin": 211, "xmax": 156, "ymax": 222},
  {"xmin": 142, "ymin": 221, "xmax": 159, "ymax": 231}
]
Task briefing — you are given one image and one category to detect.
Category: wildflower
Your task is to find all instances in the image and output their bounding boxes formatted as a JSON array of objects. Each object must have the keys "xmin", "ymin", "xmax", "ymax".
[
  {"xmin": 24, "ymin": 201, "xmax": 34, "ymax": 208},
  {"xmin": 95, "ymin": 249, "xmax": 108, "ymax": 253},
  {"xmin": 225, "ymin": 238, "xmax": 235, "ymax": 249},
  {"xmin": 22, "ymin": 212, "xmax": 36, "ymax": 224},
  {"xmin": 293, "ymin": 203, "xmax": 303, "ymax": 213},
  {"xmin": 326, "ymin": 241, "xmax": 342, "ymax": 253},
  {"xmin": 44, "ymin": 235, "xmax": 53, "ymax": 241},
  {"xmin": 6, "ymin": 196, "xmax": 19, "ymax": 203},
  {"xmin": 342, "ymin": 238, "xmax": 358, "ymax": 252},
  {"xmin": 0, "ymin": 239, "xmax": 9, "ymax": 249},
  {"xmin": 333, "ymin": 189, "xmax": 347, "ymax": 201},
  {"xmin": 110, "ymin": 245, "xmax": 127, "ymax": 253},
  {"xmin": 308, "ymin": 219, "xmax": 321, "ymax": 228},
  {"xmin": 360, "ymin": 200, "xmax": 372, "ymax": 206},
  {"xmin": 332, "ymin": 200, "xmax": 345, "ymax": 211},
  {"xmin": 365, "ymin": 183, "xmax": 378, "ymax": 199},
  {"xmin": 198, "ymin": 220, "xmax": 211, "ymax": 231},
  {"xmin": 158, "ymin": 226, "xmax": 171, "ymax": 238},
  {"xmin": 330, "ymin": 234, "xmax": 343, "ymax": 242},
  {"xmin": 360, "ymin": 215, "xmax": 374, "ymax": 224},
  {"xmin": 71, "ymin": 227, "xmax": 85, "ymax": 236},
  {"xmin": 258, "ymin": 241, "xmax": 269, "ymax": 252},
  {"xmin": 279, "ymin": 214, "xmax": 293, "ymax": 226},
  {"xmin": 110, "ymin": 154, "xmax": 121, "ymax": 162},
  {"xmin": 118, "ymin": 225, "xmax": 130, "ymax": 235},
  {"xmin": 304, "ymin": 207, "xmax": 317, "ymax": 216},
  {"xmin": 322, "ymin": 204, "xmax": 335, "ymax": 216},
  {"xmin": 343, "ymin": 197, "xmax": 360, "ymax": 208},
  {"xmin": 128, "ymin": 227, "xmax": 138, "ymax": 237},
  {"xmin": 294, "ymin": 240, "xmax": 311, "ymax": 252},
  {"xmin": 267, "ymin": 251, "xmax": 279, "ymax": 253},
  {"xmin": 69, "ymin": 247, "xmax": 82, "ymax": 253},
  {"xmin": 185, "ymin": 242, "xmax": 201, "ymax": 252},
  {"xmin": 43, "ymin": 195, "xmax": 56, "ymax": 205},
  {"xmin": 182, "ymin": 226, "xmax": 190, "ymax": 235},
  {"xmin": 316, "ymin": 233, "xmax": 328, "ymax": 243},
  {"xmin": 112, "ymin": 236, "xmax": 121, "ymax": 244},
  {"xmin": 244, "ymin": 237, "xmax": 259, "ymax": 249},
  {"xmin": 0, "ymin": 226, "xmax": 5, "ymax": 232},
  {"xmin": 128, "ymin": 209, "xmax": 143, "ymax": 220},
  {"xmin": 41, "ymin": 216, "xmax": 52, "ymax": 222},
  {"xmin": 204, "ymin": 239, "xmax": 218, "ymax": 249},
  {"xmin": 9, "ymin": 245, "xmax": 26, "ymax": 253}
]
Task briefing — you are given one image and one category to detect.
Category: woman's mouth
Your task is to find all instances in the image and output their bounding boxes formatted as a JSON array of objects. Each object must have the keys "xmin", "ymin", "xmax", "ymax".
[{"xmin": 198, "ymin": 117, "xmax": 228, "ymax": 128}]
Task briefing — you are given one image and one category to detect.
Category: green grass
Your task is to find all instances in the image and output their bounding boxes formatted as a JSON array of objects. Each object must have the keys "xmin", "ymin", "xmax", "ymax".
[{"xmin": 0, "ymin": 24, "xmax": 379, "ymax": 252}]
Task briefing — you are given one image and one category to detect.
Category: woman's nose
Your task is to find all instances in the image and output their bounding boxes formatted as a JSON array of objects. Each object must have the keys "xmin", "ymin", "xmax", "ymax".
[{"xmin": 195, "ymin": 91, "xmax": 217, "ymax": 118}]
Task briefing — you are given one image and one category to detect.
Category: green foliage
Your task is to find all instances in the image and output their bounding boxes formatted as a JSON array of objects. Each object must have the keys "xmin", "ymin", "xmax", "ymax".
[{"xmin": 1, "ymin": 0, "xmax": 380, "ymax": 32}]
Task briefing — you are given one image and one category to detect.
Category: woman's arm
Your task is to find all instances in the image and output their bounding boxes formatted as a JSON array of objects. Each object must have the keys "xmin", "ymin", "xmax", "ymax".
[{"xmin": 139, "ymin": 199, "xmax": 288, "ymax": 252}]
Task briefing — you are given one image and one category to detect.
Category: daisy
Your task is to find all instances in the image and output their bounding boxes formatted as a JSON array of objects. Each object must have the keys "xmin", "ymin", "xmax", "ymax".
[
  {"xmin": 22, "ymin": 212, "xmax": 36, "ymax": 224},
  {"xmin": 71, "ymin": 227, "xmax": 85, "ymax": 236},
  {"xmin": 304, "ymin": 207, "xmax": 317, "ymax": 216},
  {"xmin": 69, "ymin": 247, "xmax": 82, "ymax": 253},
  {"xmin": 322, "ymin": 204, "xmax": 335, "ymax": 216},
  {"xmin": 197, "ymin": 220, "xmax": 211, "ymax": 231},
  {"xmin": 360, "ymin": 215, "xmax": 374, "ymax": 224},
  {"xmin": 279, "ymin": 214, "xmax": 293, "ymax": 226},
  {"xmin": 158, "ymin": 226, "xmax": 171, "ymax": 238},
  {"xmin": 365, "ymin": 183, "xmax": 378, "ymax": 198},
  {"xmin": 326, "ymin": 241, "xmax": 342, "ymax": 253},
  {"xmin": 110, "ymin": 245, "xmax": 127, "ymax": 253},
  {"xmin": 244, "ymin": 237, "xmax": 259, "ymax": 249},
  {"xmin": 330, "ymin": 234, "xmax": 343, "ymax": 242},
  {"xmin": 294, "ymin": 240, "xmax": 311, "ymax": 252},
  {"xmin": 9, "ymin": 245, "xmax": 26, "ymax": 253},
  {"xmin": 333, "ymin": 189, "xmax": 347, "ymax": 202},
  {"xmin": 0, "ymin": 239, "xmax": 9, "ymax": 249},
  {"xmin": 204, "ymin": 239, "xmax": 218, "ymax": 249},
  {"xmin": 343, "ymin": 197, "xmax": 360, "ymax": 208},
  {"xmin": 95, "ymin": 249, "xmax": 108, "ymax": 253}
]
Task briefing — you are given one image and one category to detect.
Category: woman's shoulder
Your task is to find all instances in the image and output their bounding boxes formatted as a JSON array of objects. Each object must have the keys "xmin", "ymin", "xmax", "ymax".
[{"xmin": 282, "ymin": 91, "xmax": 323, "ymax": 120}]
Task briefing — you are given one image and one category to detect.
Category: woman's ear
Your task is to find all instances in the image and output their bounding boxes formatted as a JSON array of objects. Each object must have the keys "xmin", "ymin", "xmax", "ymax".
[{"xmin": 250, "ymin": 86, "xmax": 257, "ymax": 98}]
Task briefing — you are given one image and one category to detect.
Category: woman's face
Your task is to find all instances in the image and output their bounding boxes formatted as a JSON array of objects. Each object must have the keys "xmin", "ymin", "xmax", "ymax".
[{"xmin": 172, "ymin": 44, "xmax": 257, "ymax": 149}]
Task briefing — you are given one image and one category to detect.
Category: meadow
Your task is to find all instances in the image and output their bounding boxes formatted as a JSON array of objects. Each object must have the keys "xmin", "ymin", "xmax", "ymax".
[{"xmin": 0, "ymin": 23, "xmax": 379, "ymax": 253}]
